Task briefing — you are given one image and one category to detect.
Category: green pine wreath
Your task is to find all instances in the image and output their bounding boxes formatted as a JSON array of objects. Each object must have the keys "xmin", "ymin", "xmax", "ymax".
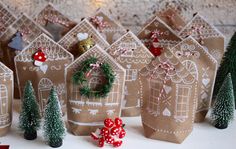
[{"xmin": 72, "ymin": 57, "xmax": 115, "ymax": 98}]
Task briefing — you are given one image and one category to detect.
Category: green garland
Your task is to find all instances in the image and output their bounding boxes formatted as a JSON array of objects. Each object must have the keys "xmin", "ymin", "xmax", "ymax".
[{"xmin": 72, "ymin": 57, "xmax": 115, "ymax": 98}]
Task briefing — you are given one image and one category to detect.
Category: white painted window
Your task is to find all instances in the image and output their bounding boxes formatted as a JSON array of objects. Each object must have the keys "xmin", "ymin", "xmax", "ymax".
[
  {"xmin": 147, "ymin": 79, "xmax": 161, "ymax": 115},
  {"xmin": 0, "ymin": 84, "xmax": 8, "ymax": 115},
  {"xmin": 126, "ymin": 69, "xmax": 138, "ymax": 81}
]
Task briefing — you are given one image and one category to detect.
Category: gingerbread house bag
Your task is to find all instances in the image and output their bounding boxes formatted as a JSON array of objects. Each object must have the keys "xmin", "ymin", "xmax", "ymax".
[
  {"xmin": 179, "ymin": 13, "xmax": 225, "ymax": 66},
  {"xmin": 34, "ymin": 3, "xmax": 77, "ymax": 42},
  {"xmin": 0, "ymin": 62, "xmax": 13, "ymax": 136},
  {"xmin": 107, "ymin": 31, "xmax": 154, "ymax": 117},
  {"xmin": 170, "ymin": 37, "xmax": 217, "ymax": 122},
  {"xmin": 0, "ymin": 14, "xmax": 52, "ymax": 98},
  {"xmin": 139, "ymin": 48, "xmax": 197, "ymax": 143},
  {"xmin": 65, "ymin": 45, "xmax": 125, "ymax": 135},
  {"xmin": 137, "ymin": 16, "xmax": 182, "ymax": 57},
  {"xmin": 14, "ymin": 33, "xmax": 74, "ymax": 115}
]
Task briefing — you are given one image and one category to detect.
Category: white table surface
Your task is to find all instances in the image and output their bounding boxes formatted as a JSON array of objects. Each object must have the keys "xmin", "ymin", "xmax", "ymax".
[{"xmin": 0, "ymin": 100, "xmax": 236, "ymax": 149}]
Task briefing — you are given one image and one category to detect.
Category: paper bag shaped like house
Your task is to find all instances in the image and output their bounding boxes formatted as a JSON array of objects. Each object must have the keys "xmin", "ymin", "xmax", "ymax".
[
  {"xmin": 0, "ymin": 14, "xmax": 52, "ymax": 98},
  {"xmin": 106, "ymin": 31, "xmax": 154, "ymax": 117},
  {"xmin": 66, "ymin": 45, "xmax": 125, "ymax": 135},
  {"xmin": 0, "ymin": 62, "xmax": 13, "ymax": 137},
  {"xmin": 89, "ymin": 8, "xmax": 127, "ymax": 44},
  {"xmin": 170, "ymin": 37, "xmax": 217, "ymax": 122},
  {"xmin": 0, "ymin": 1, "xmax": 16, "ymax": 62},
  {"xmin": 179, "ymin": 13, "xmax": 225, "ymax": 65},
  {"xmin": 156, "ymin": 6, "xmax": 187, "ymax": 33},
  {"xmin": 58, "ymin": 18, "xmax": 110, "ymax": 58},
  {"xmin": 14, "ymin": 33, "xmax": 74, "ymax": 115},
  {"xmin": 34, "ymin": 3, "xmax": 77, "ymax": 42},
  {"xmin": 137, "ymin": 16, "xmax": 182, "ymax": 56},
  {"xmin": 139, "ymin": 48, "xmax": 197, "ymax": 143}
]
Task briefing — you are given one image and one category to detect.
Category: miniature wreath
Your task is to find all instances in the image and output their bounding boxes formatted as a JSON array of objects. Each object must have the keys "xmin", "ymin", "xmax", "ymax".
[{"xmin": 72, "ymin": 57, "xmax": 115, "ymax": 98}]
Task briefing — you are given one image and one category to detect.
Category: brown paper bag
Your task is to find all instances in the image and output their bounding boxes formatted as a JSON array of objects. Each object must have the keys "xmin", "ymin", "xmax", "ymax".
[
  {"xmin": 137, "ymin": 16, "xmax": 182, "ymax": 57},
  {"xmin": 139, "ymin": 48, "xmax": 197, "ymax": 144},
  {"xmin": 106, "ymin": 31, "xmax": 154, "ymax": 117},
  {"xmin": 89, "ymin": 8, "xmax": 127, "ymax": 44},
  {"xmin": 66, "ymin": 45, "xmax": 125, "ymax": 135},
  {"xmin": 34, "ymin": 3, "xmax": 77, "ymax": 42},
  {"xmin": 0, "ymin": 1, "xmax": 16, "ymax": 37},
  {"xmin": 0, "ymin": 62, "xmax": 13, "ymax": 136},
  {"xmin": 0, "ymin": 14, "xmax": 52, "ymax": 98},
  {"xmin": 58, "ymin": 18, "xmax": 110, "ymax": 58},
  {"xmin": 156, "ymin": 6, "xmax": 187, "ymax": 33},
  {"xmin": 0, "ymin": 2, "xmax": 16, "ymax": 62},
  {"xmin": 170, "ymin": 37, "xmax": 217, "ymax": 122},
  {"xmin": 14, "ymin": 33, "xmax": 74, "ymax": 115},
  {"xmin": 179, "ymin": 13, "xmax": 225, "ymax": 66}
]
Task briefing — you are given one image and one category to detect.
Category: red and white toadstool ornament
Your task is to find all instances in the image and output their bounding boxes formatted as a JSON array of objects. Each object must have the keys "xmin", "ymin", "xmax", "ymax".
[
  {"xmin": 91, "ymin": 117, "xmax": 126, "ymax": 148},
  {"xmin": 33, "ymin": 48, "xmax": 47, "ymax": 66}
]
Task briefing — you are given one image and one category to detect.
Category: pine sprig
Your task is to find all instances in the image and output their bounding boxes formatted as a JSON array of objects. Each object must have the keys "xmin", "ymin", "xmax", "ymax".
[{"xmin": 72, "ymin": 57, "xmax": 115, "ymax": 98}]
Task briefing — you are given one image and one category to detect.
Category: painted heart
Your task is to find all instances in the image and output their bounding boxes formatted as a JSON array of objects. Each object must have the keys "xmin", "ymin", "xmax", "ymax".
[
  {"xmin": 201, "ymin": 92, "xmax": 208, "ymax": 100},
  {"xmin": 162, "ymin": 108, "xmax": 171, "ymax": 117},
  {"xmin": 144, "ymin": 29, "xmax": 151, "ymax": 35},
  {"xmin": 202, "ymin": 78, "xmax": 210, "ymax": 86},
  {"xmin": 163, "ymin": 85, "xmax": 172, "ymax": 94},
  {"xmin": 77, "ymin": 32, "xmax": 88, "ymax": 41},
  {"xmin": 40, "ymin": 64, "xmax": 48, "ymax": 74},
  {"xmin": 154, "ymin": 21, "xmax": 159, "ymax": 27}
]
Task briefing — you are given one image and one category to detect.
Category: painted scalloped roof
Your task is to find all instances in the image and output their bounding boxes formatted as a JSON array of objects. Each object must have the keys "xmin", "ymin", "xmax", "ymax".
[
  {"xmin": 179, "ymin": 13, "xmax": 224, "ymax": 39},
  {"xmin": 0, "ymin": 61, "xmax": 12, "ymax": 74},
  {"xmin": 14, "ymin": 33, "xmax": 74, "ymax": 62},
  {"xmin": 58, "ymin": 18, "xmax": 109, "ymax": 51},
  {"xmin": 107, "ymin": 31, "xmax": 154, "ymax": 64},
  {"xmin": 139, "ymin": 48, "xmax": 195, "ymax": 85},
  {"xmin": 66, "ymin": 45, "xmax": 125, "ymax": 72}
]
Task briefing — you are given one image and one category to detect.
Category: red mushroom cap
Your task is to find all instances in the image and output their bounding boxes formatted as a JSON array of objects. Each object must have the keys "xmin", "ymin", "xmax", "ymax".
[
  {"xmin": 33, "ymin": 49, "xmax": 47, "ymax": 62},
  {"xmin": 113, "ymin": 140, "xmax": 123, "ymax": 147},
  {"xmin": 111, "ymin": 126, "xmax": 120, "ymax": 136},
  {"xmin": 98, "ymin": 138, "xmax": 105, "ymax": 147},
  {"xmin": 114, "ymin": 118, "xmax": 123, "ymax": 127},
  {"xmin": 105, "ymin": 135, "xmax": 114, "ymax": 144},
  {"xmin": 119, "ymin": 128, "xmax": 126, "ymax": 139},
  {"xmin": 104, "ymin": 118, "xmax": 114, "ymax": 128},
  {"xmin": 100, "ymin": 127, "xmax": 110, "ymax": 137}
]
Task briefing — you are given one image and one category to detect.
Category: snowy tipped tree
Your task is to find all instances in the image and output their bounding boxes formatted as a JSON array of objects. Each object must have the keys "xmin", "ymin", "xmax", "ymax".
[
  {"xmin": 211, "ymin": 73, "xmax": 235, "ymax": 129},
  {"xmin": 213, "ymin": 32, "xmax": 236, "ymax": 108},
  {"xmin": 43, "ymin": 87, "xmax": 65, "ymax": 148},
  {"xmin": 19, "ymin": 81, "xmax": 41, "ymax": 140}
]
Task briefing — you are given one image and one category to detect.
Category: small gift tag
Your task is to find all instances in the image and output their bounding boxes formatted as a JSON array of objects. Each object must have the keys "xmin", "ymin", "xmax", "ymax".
[
  {"xmin": 58, "ymin": 18, "xmax": 110, "ymax": 58},
  {"xmin": 14, "ymin": 34, "xmax": 74, "ymax": 116},
  {"xmin": 179, "ymin": 13, "xmax": 225, "ymax": 66},
  {"xmin": 65, "ymin": 45, "xmax": 125, "ymax": 135},
  {"xmin": 0, "ymin": 14, "xmax": 52, "ymax": 98},
  {"xmin": 137, "ymin": 16, "xmax": 182, "ymax": 57},
  {"xmin": 0, "ymin": 62, "xmax": 13, "ymax": 137},
  {"xmin": 34, "ymin": 3, "xmax": 76, "ymax": 42},
  {"xmin": 107, "ymin": 31, "xmax": 154, "ymax": 117},
  {"xmin": 139, "ymin": 48, "xmax": 198, "ymax": 144},
  {"xmin": 170, "ymin": 37, "xmax": 217, "ymax": 122},
  {"xmin": 89, "ymin": 8, "xmax": 126, "ymax": 44}
]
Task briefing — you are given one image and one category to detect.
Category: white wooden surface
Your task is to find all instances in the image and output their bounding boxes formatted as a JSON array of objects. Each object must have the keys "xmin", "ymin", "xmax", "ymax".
[{"xmin": 0, "ymin": 100, "xmax": 236, "ymax": 149}]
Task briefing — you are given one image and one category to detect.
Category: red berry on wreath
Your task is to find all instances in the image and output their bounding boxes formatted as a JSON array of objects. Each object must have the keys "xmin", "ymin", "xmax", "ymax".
[
  {"xmin": 105, "ymin": 135, "xmax": 115, "ymax": 144},
  {"xmin": 119, "ymin": 128, "xmax": 126, "ymax": 139},
  {"xmin": 114, "ymin": 118, "xmax": 123, "ymax": 127},
  {"xmin": 100, "ymin": 127, "xmax": 109, "ymax": 137},
  {"xmin": 104, "ymin": 118, "xmax": 114, "ymax": 128},
  {"xmin": 98, "ymin": 138, "xmax": 105, "ymax": 147},
  {"xmin": 113, "ymin": 140, "xmax": 123, "ymax": 147},
  {"xmin": 111, "ymin": 126, "xmax": 120, "ymax": 136}
]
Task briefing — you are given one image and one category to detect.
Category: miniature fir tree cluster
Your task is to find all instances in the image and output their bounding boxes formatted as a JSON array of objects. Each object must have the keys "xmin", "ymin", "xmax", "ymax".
[{"xmin": 19, "ymin": 81, "xmax": 65, "ymax": 148}]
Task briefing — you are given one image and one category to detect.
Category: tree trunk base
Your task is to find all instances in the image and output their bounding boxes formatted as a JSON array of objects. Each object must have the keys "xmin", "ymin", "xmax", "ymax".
[
  {"xmin": 24, "ymin": 130, "xmax": 37, "ymax": 140},
  {"xmin": 215, "ymin": 122, "xmax": 228, "ymax": 129},
  {"xmin": 49, "ymin": 138, "xmax": 63, "ymax": 148}
]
